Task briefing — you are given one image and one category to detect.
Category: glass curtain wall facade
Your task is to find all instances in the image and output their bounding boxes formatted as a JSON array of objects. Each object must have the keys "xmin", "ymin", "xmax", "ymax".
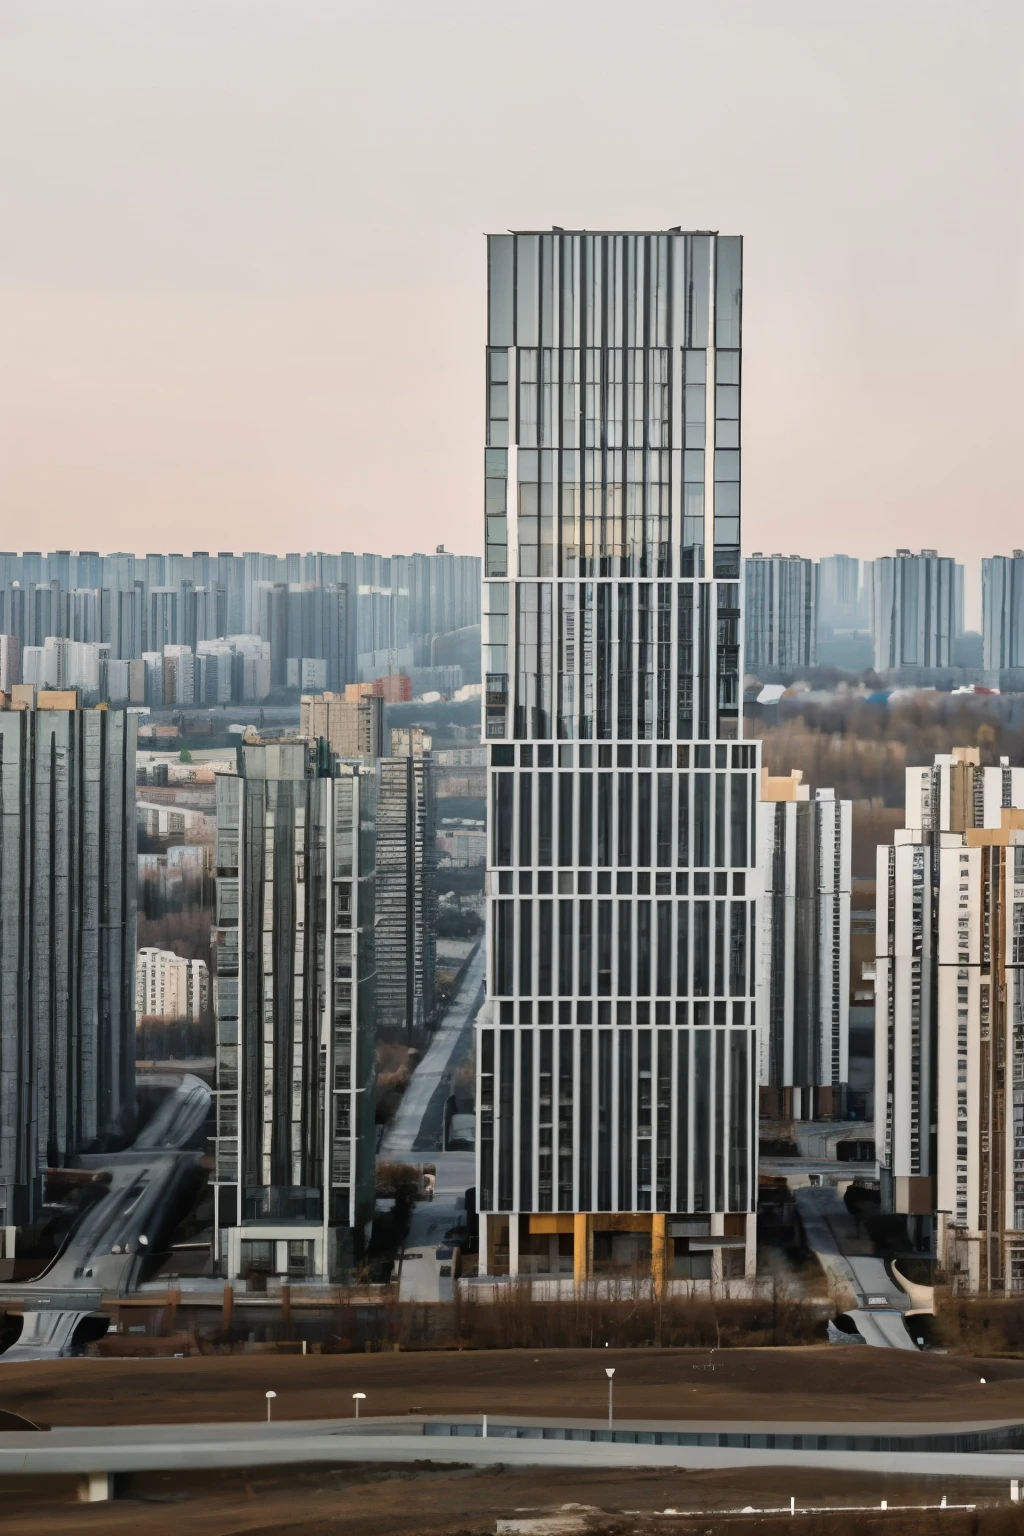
[{"xmin": 479, "ymin": 230, "xmax": 759, "ymax": 1288}]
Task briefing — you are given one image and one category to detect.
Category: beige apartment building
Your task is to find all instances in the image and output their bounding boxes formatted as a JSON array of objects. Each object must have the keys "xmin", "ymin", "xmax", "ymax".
[
  {"xmin": 299, "ymin": 690, "xmax": 383, "ymax": 762},
  {"xmin": 877, "ymin": 747, "xmax": 1024, "ymax": 1292}
]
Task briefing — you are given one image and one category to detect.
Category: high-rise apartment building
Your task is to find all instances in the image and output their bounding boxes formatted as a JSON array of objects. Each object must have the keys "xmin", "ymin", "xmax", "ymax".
[
  {"xmin": 982, "ymin": 553, "xmax": 1024, "ymax": 678},
  {"xmin": 876, "ymin": 749, "xmax": 1024, "ymax": 1276},
  {"xmin": 148, "ymin": 586, "xmax": 181, "ymax": 651},
  {"xmin": 393, "ymin": 548, "xmax": 482, "ymax": 638},
  {"xmin": 743, "ymin": 554, "xmax": 816, "ymax": 676},
  {"xmin": 870, "ymin": 549, "xmax": 960, "ymax": 675},
  {"xmin": 298, "ymin": 697, "xmax": 435, "ymax": 1044},
  {"xmin": 816, "ymin": 554, "xmax": 865, "ymax": 633},
  {"xmin": 162, "ymin": 644, "xmax": 195, "ymax": 706},
  {"xmin": 0, "ymin": 634, "xmax": 19, "ymax": 693},
  {"xmin": 193, "ymin": 635, "xmax": 271, "ymax": 704},
  {"xmin": 211, "ymin": 741, "xmax": 377, "ymax": 1281},
  {"xmin": 357, "ymin": 584, "xmax": 412, "ymax": 682},
  {"xmin": 28, "ymin": 583, "xmax": 61, "ymax": 650},
  {"xmin": 757, "ymin": 771, "xmax": 850, "ymax": 1120},
  {"xmin": 135, "ymin": 947, "xmax": 210, "ymax": 1021},
  {"xmin": 254, "ymin": 581, "xmax": 349, "ymax": 692},
  {"xmin": 375, "ymin": 752, "xmax": 436, "ymax": 1041},
  {"xmin": 479, "ymin": 228, "xmax": 759, "ymax": 1287},
  {"xmin": 925, "ymin": 817, "xmax": 1024, "ymax": 1294},
  {"xmin": 194, "ymin": 583, "xmax": 229, "ymax": 647},
  {"xmin": 390, "ymin": 726, "xmax": 432, "ymax": 757},
  {"xmin": 102, "ymin": 552, "xmax": 137, "ymax": 591},
  {"xmin": 299, "ymin": 691, "xmax": 384, "ymax": 763},
  {"xmin": 112, "ymin": 584, "xmax": 145, "ymax": 661},
  {"xmin": 63, "ymin": 586, "xmax": 104, "ymax": 644},
  {"xmin": 0, "ymin": 692, "xmax": 137, "ymax": 1231}
]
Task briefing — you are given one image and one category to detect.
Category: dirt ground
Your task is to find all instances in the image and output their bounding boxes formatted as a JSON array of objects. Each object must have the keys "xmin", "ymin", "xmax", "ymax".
[
  {"xmin": 1, "ymin": 1463, "xmax": 1022, "ymax": 1536},
  {"xmin": 5, "ymin": 1350, "xmax": 1024, "ymax": 1534},
  {"xmin": 3, "ymin": 1346, "xmax": 1024, "ymax": 1428}
]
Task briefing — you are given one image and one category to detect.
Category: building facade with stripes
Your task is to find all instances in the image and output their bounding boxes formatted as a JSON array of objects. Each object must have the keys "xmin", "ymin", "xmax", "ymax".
[
  {"xmin": 877, "ymin": 749, "xmax": 1024, "ymax": 1289},
  {"xmin": 211, "ymin": 741, "xmax": 377, "ymax": 1282},
  {"xmin": 478, "ymin": 229, "xmax": 759, "ymax": 1286},
  {"xmin": 757, "ymin": 772, "xmax": 851, "ymax": 1121},
  {"xmin": 0, "ymin": 693, "xmax": 137, "ymax": 1235},
  {"xmin": 743, "ymin": 553, "xmax": 817, "ymax": 677}
]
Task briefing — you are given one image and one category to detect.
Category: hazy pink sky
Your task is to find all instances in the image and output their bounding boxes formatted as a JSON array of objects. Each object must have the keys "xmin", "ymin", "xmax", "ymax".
[{"xmin": 0, "ymin": 0, "xmax": 1020, "ymax": 585}]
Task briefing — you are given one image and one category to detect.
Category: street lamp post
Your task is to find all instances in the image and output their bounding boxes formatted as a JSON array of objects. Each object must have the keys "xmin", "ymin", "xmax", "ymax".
[
  {"xmin": 605, "ymin": 1367, "xmax": 615, "ymax": 1430},
  {"xmin": 353, "ymin": 1392, "xmax": 366, "ymax": 1420},
  {"xmin": 265, "ymin": 1390, "xmax": 276, "ymax": 1423}
]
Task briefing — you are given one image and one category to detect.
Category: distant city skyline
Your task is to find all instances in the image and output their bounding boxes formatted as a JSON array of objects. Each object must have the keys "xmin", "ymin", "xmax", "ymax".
[
  {"xmin": 0, "ymin": 543, "xmax": 989, "ymax": 630},
  {"xmin": 0, "ymin": 2, "xmax": 1019, "ymax": 568}
]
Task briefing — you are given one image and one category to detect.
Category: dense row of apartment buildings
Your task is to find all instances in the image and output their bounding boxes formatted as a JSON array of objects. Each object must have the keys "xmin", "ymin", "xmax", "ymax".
[
  {"xmin": 4, "ymin": 688, "xmax": 1018, "ymax": 1291},
  {"xmin": 0, "ymin": 546, "xmax": 481, "ymax": 708},
  {"xmin": 0, "ymin": 683, "xmax": 439, "ymax": 1281},
  {"xmin": 745, "ymin": 549, "xmax": 1024, "ymax": 683},
  {"xmin": 11, "ymin": 686, "xmax": 1020, "ymax": 1292}
]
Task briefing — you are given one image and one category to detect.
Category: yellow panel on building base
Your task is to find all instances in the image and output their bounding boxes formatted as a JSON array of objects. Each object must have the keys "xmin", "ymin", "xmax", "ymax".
[
  {"xmin": 573, "ymin": 1213, "xmax": 590, "ymax": 1287},
  {"xmin": 527, "ymin": 1214, "xmax": 576, "ymax": 1236},
  {"xmin": 518, "ymin": 1212, "xmax": 679, "ymax": 1289},
  {"xmin": 651, "ymin": 1213, "xmax": 667, "ymax": 1298}
]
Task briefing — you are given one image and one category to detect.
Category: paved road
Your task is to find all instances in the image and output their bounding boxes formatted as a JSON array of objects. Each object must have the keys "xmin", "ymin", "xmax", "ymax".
[
  {"xmin": 380, "ymin": 942, "xmax": 483, "ymax": 1159},
  {"xmin": 378, "ymin": 942, "xmax": 483, "ymax": 1303},
  {"xmin": 795, "ymin": 1186, "xmax": 916, "ymax": 1350},
  {"xmin": 1, "ymin": 1416, "xmax": 1022, "ymax": 1482},
  {"xmin": 400, "ymin": 1149, "xmax": 476, "ymax": 1302},
  {"xmin": 0, "ymin": 1074, "xmax": 211, "ymax": 1362}
]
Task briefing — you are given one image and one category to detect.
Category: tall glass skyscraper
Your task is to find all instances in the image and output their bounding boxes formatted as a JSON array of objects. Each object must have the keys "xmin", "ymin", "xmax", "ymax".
[{"xmin": 478, "ymin": 230, "xmax": 759, "ymax": 1288}]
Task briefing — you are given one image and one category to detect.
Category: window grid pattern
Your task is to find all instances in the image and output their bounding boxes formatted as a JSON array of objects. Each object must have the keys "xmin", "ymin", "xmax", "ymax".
[{"xmin": 480, "ymin": 229, "xmax": 756, "ymax": 1233}]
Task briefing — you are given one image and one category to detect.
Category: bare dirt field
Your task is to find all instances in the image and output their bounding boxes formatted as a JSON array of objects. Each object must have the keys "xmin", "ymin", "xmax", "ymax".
[
  {"xmin": 1, "ymin": 1463, "xmax": 1023, "ymax": 1536},
  {"xmin": 3, "ymin": 1346, "xmax": 1024, "ymax": 1428},
  {"xmin": 5, "ymin": 1350, "xmax": 1024, "ymax": 1534}
]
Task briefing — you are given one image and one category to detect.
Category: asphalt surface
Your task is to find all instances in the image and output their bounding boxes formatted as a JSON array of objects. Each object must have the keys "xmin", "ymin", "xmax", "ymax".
[
  {"xmin": 379, "ymin": 941, "xmax": 483, "ymax": 1304},
  {"xmin": 379, "ymin": 941, "xmax": 483, "ymax": 1159},
  {"xmin": 795, "ymin": 1186, "xmax": 916, "ymax": 1350}
]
